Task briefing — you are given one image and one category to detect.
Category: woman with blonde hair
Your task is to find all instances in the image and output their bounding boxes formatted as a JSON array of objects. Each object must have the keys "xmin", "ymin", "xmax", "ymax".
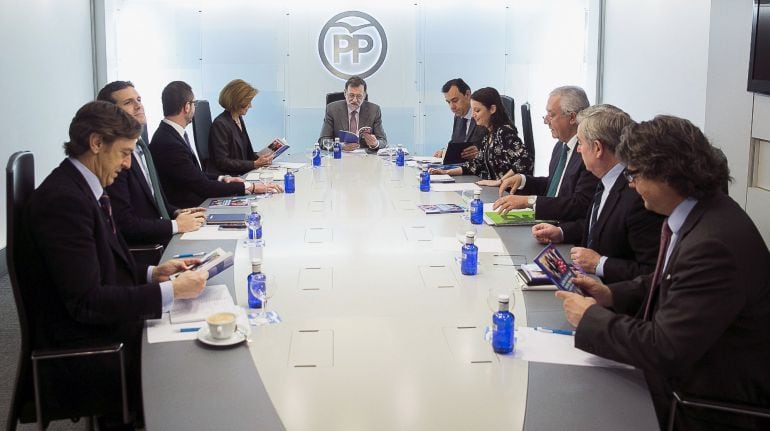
[{"xmin": 208, "ymin": 79, "xmax": 275, "ymax": 175}]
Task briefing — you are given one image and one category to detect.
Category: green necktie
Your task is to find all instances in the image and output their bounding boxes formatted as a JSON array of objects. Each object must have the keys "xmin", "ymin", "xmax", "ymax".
[
  {"xmin": 137, "ymin": 138, "xmax": 171, "ymax": 220},
  {"xmin": 546, "ymin": 142, "xmax": 569, "ymax": 197}
]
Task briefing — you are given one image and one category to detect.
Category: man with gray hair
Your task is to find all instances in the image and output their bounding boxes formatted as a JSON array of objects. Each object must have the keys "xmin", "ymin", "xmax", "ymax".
[
  {"xmin": 491, "ymin": 86, "xmax": 598, "ymax": 221},
  {"xmin": 530, "ymin": 104, "xmax": 663, "ymax": 283}
]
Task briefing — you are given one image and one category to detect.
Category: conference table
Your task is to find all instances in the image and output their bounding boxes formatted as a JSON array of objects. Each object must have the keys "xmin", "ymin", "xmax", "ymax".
[{"xmin": 141, "ymin": 153, "xmax": 658, "ymax": 430}]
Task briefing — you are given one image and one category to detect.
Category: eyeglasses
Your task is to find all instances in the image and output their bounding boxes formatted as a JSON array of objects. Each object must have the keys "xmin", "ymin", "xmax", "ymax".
[
  {"xmin": 622, "ymin": 168, "xmax": 640, "ymax": 183},
  {"xmin": 345, "ymin": 93, "xmax": 365, "ymax": 101},
  {"xmin": 187, "ymin": 100, "xmax": 199, "ymax": 107},
  {"xmin": 542, "ymin": 111, "xmax": 568, "ymax": 122}
]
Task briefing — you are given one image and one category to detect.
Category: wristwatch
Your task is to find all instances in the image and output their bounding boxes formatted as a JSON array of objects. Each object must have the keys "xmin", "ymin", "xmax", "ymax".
[{"xmin": 527, "ymin": 195, "xmax": 537, "ymax": 208}]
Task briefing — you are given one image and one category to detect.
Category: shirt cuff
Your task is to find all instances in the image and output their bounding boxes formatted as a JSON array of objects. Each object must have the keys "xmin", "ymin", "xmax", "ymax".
[
  {"xmin": 596, "ymin": 256, "xmax": 608, "ymax": 277},
  {"xmin": 244, "ymin": 181, "xmax": 253, "ymax": 194},
  {"xmin": 518, "ymin": 174, "xmax": 527, "ymax": 190},
  {"xmin": 146, "ymin": 266, "xmax": 154, "ymax": 283},
  {"xmin": 160, "ymin": 281, "xmax": 174, "ymax": 312},
  {"xmin": 217, "ymin": 175, "xmax": 226, "ymax": 182},
  {"xmin": 171, "ymin": 220, "xmax": 178, "ymax": 234}
]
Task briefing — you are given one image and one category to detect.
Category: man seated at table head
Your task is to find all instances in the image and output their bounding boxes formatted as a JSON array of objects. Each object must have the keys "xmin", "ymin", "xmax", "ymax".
[
  {"xmin": 432, "ymin": 78, "xmax": 487, "ymax": 161},
  {"xmin": 555, "ymin": 115, "xmax": 770, "ymax": 430},
  {"xmin": 530, "ymin": 104, "xmax": 663, "ymax": 283},
  {"xmin": 318, "ymin": 75, "xmax": 388, "ymax": 153},
  {"xmin": 492, "ymin": 85, "xmax": 598, "ymax": 222},
  {"xmin": 18, "ymin": 101, "xmax": 209, "ymax": 422},
  {"xmin": 149, "ymin": 80, "xmax": 281, "ymax": 209},
  {"xmin": 98, "ymin": 80, "xmax": 205, "ymax": 250}
]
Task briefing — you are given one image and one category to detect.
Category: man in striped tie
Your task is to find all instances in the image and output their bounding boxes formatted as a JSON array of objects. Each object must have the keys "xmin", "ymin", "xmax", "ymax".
[
  {"xmin": 99, "ymin": 81, "xmax": 205, "ymax": 252},
  {"xmin": 555, "ymin": 115, "xmax": 770, "ymax": 430}
]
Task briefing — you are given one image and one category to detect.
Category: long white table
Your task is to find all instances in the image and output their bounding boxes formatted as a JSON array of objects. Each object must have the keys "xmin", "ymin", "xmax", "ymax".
[{"xmin": 142, "ymin": 154, "xmax": 657, "ymax": 430}]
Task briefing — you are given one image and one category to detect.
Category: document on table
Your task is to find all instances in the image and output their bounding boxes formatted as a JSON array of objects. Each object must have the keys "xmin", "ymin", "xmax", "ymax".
[
  {"xmin": 245, "ymin": 167, "xmax": 288, "ymax": 181},
  {"xmin": 411, "ymin": 156, "xmax": 442, "ymax": 163},
  {"xmin": 146, "ymin": 284, "xmax": 244, "ymax": 344},
  {"xmin": 181, "ymin": 225, "xmax": 246, "ymax": 240},
  {"xmin": 273, "ymin": 161, "xmax": 306, "ymax": 169},
  {"xmin": 430, "ymin": 183, "xmax": 482, "ymax": 192},
  {"xmin": 513, "ymin": 327, "xmax": 633, "ymax": 369}
]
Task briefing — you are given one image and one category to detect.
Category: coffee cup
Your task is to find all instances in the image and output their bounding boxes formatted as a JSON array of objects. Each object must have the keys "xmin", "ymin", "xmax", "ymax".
[{"xmin": 206, "ymin": 312, "xmax": 237, "ymax": 340}]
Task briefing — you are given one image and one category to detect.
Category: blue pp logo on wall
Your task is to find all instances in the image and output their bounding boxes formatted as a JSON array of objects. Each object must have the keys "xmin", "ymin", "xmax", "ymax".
[{"xmin": 318, "ymin": 11, "xmax": 388, "ymax": 80}]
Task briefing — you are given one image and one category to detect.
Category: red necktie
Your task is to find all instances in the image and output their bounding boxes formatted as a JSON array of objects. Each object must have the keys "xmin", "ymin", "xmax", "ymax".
[
  {"xmin": 99, "ymin": 192, "xmax": 116, "ymax": 235},
  {"xmin": 349, "ymin": 110, "xmax": 358, "ymax": 134},
  {"xmin": 643, "ymin": 221, "xmax": 672, "ymax": 319}
]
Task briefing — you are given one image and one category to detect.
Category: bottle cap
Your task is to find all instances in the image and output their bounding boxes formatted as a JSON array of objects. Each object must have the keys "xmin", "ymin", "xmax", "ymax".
[
  {"xmin": 465, "ymin": 231, "xmax": 476, "ymax": 244},
  {"xmin": 251, "ymin": 258, "xmax": 262, "ymax": 271},
  {"xmin": 498, "ymin": 294, "xmax": 510, "ymax": 303},
  {"xmin": 473, "ymin": 189, "xmax": 481, "ymax": 197},
  {"xmin": 314, "ymin": 142, "xmax": 320, "ymax": 147},
  {"xmin": 422, "ymin": 165, "xmax": 428, "ymax": 171},
  {"xmin": 250, "ymin": 201, "xmax": 259, "ymax": 212}
]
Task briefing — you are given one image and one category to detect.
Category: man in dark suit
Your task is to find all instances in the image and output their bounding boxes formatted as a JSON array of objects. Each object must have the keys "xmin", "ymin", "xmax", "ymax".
[
  {"xmin": 150, "ymin": 81, "xmax": 281, "ymax": 208},
  {"xmin": 492, "ymin": 86, "xmax": 598, "ymax": 221},
  {"xmin": 557, "ymin": 115, "xmax": 770, "ymax": 429},
  {"xmin": 99, "ymin": 81, "xmax": 205, "ymax": 248},
  {"xmin": 531, "ymin": 104, "xmax": 663, "ymax": 283},
  {"xmin": 318, "ymin": 75, "xmax": 388, "ymax": 153},
  {"xmin": 432, "ymin": 78, "xmax": 487, "ymax": 161},
  {"xmin": 18, "ymin": 101, "xmax": 207, "ymax": 423}
]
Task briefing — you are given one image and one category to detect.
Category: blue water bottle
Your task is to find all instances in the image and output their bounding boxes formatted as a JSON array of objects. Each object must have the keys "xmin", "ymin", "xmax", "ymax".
[
  {"xmin": 333, "ymin": 138, "xmax": 342, "ymax": 159},
  {"xmin": 247, "ymin": 258, "xmax": 266, "ymax": 309},
  {"xmin": 419, "ymin": 166, "xmax": 430, "ymax": 192},
  {"xmin": 284, "ymin": 169, "xmax": 295, "ymax": 194},
  {"xmin": 395, "ymin": 144, "xmax": 405, "ymax": 166},
  {"xmin": 247, "ymin": 202, "xmax": 262, "ymax": 241},
  {"xmin": 461, "ymin": 231, "xmax": 478, "ymax": 275},
  {"xmin": 492, "ymin": 294, "xmax": 514, "ymax": 354},
  {"xmin": 470, "ymin": 189, "xmax": 483, "ymax": 225},
  {"xmin": 312, "ymin": 143, "xmax": 321, "ymax": 167}
]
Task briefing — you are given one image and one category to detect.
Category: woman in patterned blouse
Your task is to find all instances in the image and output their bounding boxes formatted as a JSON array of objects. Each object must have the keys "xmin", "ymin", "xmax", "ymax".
[{"xmin": 430, "ymin": 87, "xmax": 533, "ymax": 180}]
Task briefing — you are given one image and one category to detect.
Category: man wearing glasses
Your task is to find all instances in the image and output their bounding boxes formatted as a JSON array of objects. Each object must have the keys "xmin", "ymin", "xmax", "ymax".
[
  {"xmin": 492, "ymin": 86, "xmax": 598, "ymax": 222},
  {"xmin": 556, "ymin": 115, "xmax": 770, "ymax": 429},
  {"xmin": 150, "ymin": 81, "xmax": 278, "ymax": 209},
  {"xmin": 318, "ymin": 75, "xmax": 388, "ymax": 153}
]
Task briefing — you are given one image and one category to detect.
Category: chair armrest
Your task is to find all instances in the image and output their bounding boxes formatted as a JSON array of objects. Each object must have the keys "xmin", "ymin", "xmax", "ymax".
[
  {"xmin": 31, "ymin": 342, "xmax": 124, "ymax": 361},
  {"xmin": 129, "ymin": 243, "xmax": 164, "ymax": 267},
  {"xmin": 672, "ymin": 391, "xmax": 770, "ymax": 419}
]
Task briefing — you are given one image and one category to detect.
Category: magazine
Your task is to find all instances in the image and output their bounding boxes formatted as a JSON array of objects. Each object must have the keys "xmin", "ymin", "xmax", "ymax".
[
  {"xmin": 418, "ymin": 203, "xmax": 465, "ymax": 214},
  {"xmin": 533, "ymin": 244, "xmax": 584, "ymax": 293},
  {"xmin": 170, "ymin": 247, "xmax": 234, "ymax": 280},
  {"xmin": 256, "ymin": 138, "xmax": 290, "ymax": 159},
  {"xmin": 208, "ymin": 197, "xmax": 250, "ymax": 208}
]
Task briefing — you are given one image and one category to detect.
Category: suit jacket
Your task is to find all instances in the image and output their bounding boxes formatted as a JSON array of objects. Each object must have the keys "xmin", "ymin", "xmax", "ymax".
[
  {"xmin": 106, "ymin": 146, "xmax": 177, "ymax": 247},
  {"xmin": 150, "ymin": 121, "xmax": 245, "ymax": 208},
  {"xmin": 560, "ymin": 173, "xmax": 663, "ymax": 283},
  {"xmin": 450, "ymin": 115, "xmax": 486, "ymax": 148},
  {"xmin": 576, "ymin": 193, "xmax": 770, "ymax": 429},
  {"xmin": 19, "ymin": 159, "xmax": 162, "ymax": 350},
  {"xmin": 519, "ymin": 140, "xmax": 599, "ymax": 221},
  {"xmin": 318, "ymin": 100, "xmax": 388, "ymax": 153},
  {"xmin": 206, "ymin": 111, "xmax": 257, "ymax": 176}
]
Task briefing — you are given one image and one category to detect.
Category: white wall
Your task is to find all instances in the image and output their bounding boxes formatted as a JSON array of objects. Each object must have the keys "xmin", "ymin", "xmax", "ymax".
[
  {"xmin": 602, "ymin": 0, "xmax": 711, "ymax": 126},
  {"xmin": 0, "ymin": 0, "xmax": 96, "ymax": 250}
]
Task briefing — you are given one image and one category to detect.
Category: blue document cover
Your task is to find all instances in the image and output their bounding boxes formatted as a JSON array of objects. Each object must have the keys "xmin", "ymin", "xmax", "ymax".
[
  {"xmin": 533, "ymin": 244, "xmax": 584, "ymax": 293},
  {"xmin": 337, "ymin": 130, "xmax": 359, "ymax": 143}
]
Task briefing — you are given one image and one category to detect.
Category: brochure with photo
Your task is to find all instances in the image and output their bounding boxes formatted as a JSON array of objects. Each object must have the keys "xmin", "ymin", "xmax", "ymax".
[
  {"xmin": 208, "ymin": 197, "xmax": 250, "ymax": 208},
  {"xmin": 256, "ymin": 138, "xmax": 290, "ymax": 159},
  {"xmin": 418, "ymin": 203, "xmax": 465, "ymax": 214},
  {"xmin": 533, "ymin": 244, "xmax": 584, "ymax": 293}
]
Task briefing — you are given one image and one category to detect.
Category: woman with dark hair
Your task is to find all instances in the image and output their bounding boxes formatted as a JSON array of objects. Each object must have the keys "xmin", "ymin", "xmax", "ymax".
[
  {"xmin": 430, "ymin": 87, "xmax": 532, "ymax": 180},
  {"xmin": 207, "ymin": 79, "xmax": 276, "ymax": 176}
]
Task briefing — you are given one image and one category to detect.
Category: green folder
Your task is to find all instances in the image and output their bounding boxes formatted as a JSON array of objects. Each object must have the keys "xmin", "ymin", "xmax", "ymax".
[{"xmin": 483, "ymin": 209, "xmax": 542, "ymax": 226}]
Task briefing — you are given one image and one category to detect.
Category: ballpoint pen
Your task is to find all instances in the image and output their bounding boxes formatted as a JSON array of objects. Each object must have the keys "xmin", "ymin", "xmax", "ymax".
[
  {"xmin": 178, "ymin": 327, "xmax": 202, "ymax": 333},
  {"xmin": 172, "ymin": 252, "xmax": 206, "ymax": 258},
  {"xmin": 535, "ymin": 326, "xmax": 575, "ymax": 336}
]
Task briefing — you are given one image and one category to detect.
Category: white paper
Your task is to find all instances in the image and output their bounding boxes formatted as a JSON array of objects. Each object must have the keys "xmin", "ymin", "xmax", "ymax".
[
  {"xmin": 181, "ymin": 225, "xmax": 247, "ymax": 240},
  {"xmin": 411, "ymin": 156, "xmax": 442, "ymax": 163},
  {"xmin": 513, "ymin": 327, "xmax": 633, "ymax": 369},
  {"xmin": 245, "ymin": 167, "xmax": 288, "ymax": 181},
  {"xmin": 169, "ymin": 284, "xmax": 235, "ymax": 324},
  {"xmin": 273, "ymin": 161, "xmax": 306, "ymax": 169},
  {"xmin": 430, "ymin": 183, "xmax": 482, "ymax": 192}
]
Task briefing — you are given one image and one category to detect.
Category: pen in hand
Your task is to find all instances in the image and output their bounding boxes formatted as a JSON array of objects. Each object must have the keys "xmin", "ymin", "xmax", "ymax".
[
  {"xmin": 173, "ymin": 252, "xmax": 206, "ymax": 258},
  {"xmin": 535, "ymin": 326, "xmax": 575, "ymax": 336}
]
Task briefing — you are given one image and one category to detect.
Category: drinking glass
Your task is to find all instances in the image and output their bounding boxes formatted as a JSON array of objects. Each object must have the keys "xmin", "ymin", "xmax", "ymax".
[
  {"xmin": 321, "ymin": 138, "xmax": 334, "ymax": 152},
  {"xmin": 250, "ymin": 274, "xmax": 278, "ymax": 326},
  {"xmin": 460, "ymin": 189, "xmax": 476, "ymax": 222},
  {"xmin": 259, "ymin": 171, "xmax": 274, "ymax": 199}
]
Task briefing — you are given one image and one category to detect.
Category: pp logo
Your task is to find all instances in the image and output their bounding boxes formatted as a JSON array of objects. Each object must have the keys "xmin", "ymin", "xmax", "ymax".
[{"xmin": 318, "ymin": 11, "xmax": 388, "ymax": 79}]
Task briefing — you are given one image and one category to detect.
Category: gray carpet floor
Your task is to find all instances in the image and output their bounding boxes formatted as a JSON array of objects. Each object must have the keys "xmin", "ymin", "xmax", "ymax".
[{"xmin": 1, "ymin": 273, "xmax": 84, "ymax": 430}]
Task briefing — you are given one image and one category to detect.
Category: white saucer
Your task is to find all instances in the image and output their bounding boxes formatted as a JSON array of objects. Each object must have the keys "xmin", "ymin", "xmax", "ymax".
[{"xmin": 196, "ymin": 324, "xmax": 248, "ymax": 347}]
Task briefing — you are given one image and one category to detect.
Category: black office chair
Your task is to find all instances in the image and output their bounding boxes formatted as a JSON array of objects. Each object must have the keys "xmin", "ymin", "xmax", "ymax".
[
  {"xmin": 500, "ymin": 95, "xmax": 515, "ymax": 125},
  {"xmin": 521, "ymin": 102, "xmax": 535, "ymax": 161},
  {"xmin": 192, "ymin": 99, "xmax": 212, "ymax": 171},
  {"xmin": 325, "ymin": 91, "xmax": 368, "ymax": 105},
  {"xmin": 5, "ymin": 151, "xmax": 130, "ymax": 431},
  {"xmin": 667, "ymin": 391, "xmax": 770, "ymax": 431}
]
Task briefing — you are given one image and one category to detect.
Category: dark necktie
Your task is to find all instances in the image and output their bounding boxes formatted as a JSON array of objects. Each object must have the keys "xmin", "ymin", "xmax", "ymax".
[
  {"xmin": 99, "ymin": 192, "xmax": 116, "ymax": 235},
  {"xmin": 184, "ymin": 131, "xmax": 202, "ymax": 170},
  {"xmin": 137, "ymin": 138, "xmax": 171, "ymax": 220},
  {"xmin": 459, "ymin": 117, "xmax": 469, "ymax": 141},
  {"xmin": 643, "ymin": 221, "xmax": 673, "ymax": 320},
  {"xmin": 350, "ymin": 111, "xmax": 358, "ymax": 135},
  {"xmin": 546, "ymin": 142, "xmax": 569, "ymax": 197},
  {"xmin": 586, "ymin": 182, "xmax": 605, "ymax": 247}
]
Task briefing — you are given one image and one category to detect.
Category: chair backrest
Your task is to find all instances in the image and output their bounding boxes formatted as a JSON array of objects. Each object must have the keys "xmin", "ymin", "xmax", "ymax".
[
  {"xmin": 191, "ymin": 100, "xmax": 212, "ymax": 170},
  {"xmin": 325, "ymin": 91, "xmax": 368, "ymax": 106},
  {"xmin": 6, "ymin": 151, "xmax": 35, "ymax": 429},
  {"xmin": 500, "ymin": 95, "xmax": 515, "ymax": 125},
  {"xmin": 521, "ymin": 102, "xmax": 535, "ymax": 161}
]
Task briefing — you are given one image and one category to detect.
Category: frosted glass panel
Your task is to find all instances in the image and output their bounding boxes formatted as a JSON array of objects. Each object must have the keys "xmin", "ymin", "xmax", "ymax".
[{"xmin": 104, "ymin": 0, "xmax": 595, "ymax": 172}]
